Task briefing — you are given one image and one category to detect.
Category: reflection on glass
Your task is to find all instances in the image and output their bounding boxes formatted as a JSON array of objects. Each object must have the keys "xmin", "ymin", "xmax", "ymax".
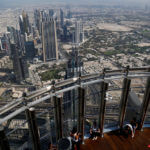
[
  {"xmin": 84, "ymin": 83, "xmax": 100, "ymax": 138},
  {"xmin": 124, "ymin": 78, "xmax": 146, "ymax": 124},
  {"xmin": 63, "ymin": 89, "xmax": 78, "ymax": 137},
  {"xmin": 145, "ymin": 103, "xmax": 150, "ymax": 124},
  {"xmin": 104, "ymin": 79, "xmax": 123, "ymax": 129}
]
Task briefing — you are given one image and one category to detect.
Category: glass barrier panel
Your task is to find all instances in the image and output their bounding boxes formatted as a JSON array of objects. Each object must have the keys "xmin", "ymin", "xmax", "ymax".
[
  {"xmin": 35, "ymin": 98, "xmax": 56, "ymax": 148},
  {"xmin": 4, "ymin": 112, "xmax": 31, "ymax": 150},
  {"xmin": 104, "ymin": 79, "xmax": 123, "ymax": 129},
  {"xmin": 144, "ymin": 102, "xmax": 150, "ymax": 124},
  {"xmin": 84, "ymin": 83, "xmax": 100, "ymax": 139},
  {"xmin": 124, "ymin": 77, "xmax": 146, "ymax": 124},
  {"xmin": 63, "ymin": 88, "xmax": 78, "ymax": 137}
]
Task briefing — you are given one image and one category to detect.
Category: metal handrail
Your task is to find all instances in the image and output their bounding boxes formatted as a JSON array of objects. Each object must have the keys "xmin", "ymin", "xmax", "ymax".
[{"xmin": 0, "ymin": 67, "xmax": 150, "ymax": 125}]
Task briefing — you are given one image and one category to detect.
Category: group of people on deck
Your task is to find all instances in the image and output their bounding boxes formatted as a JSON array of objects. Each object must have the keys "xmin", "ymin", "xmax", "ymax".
[
  {"xmin": 69, "ymin": 118, "xmax": 138, "ymax": 150},
  {"xmin": 88, "ymin": 118, "xmax": 138, "ymax": 139},
  {"xmin": 70, "ymin": 121, "xmax": 101, "ymax": 150}
]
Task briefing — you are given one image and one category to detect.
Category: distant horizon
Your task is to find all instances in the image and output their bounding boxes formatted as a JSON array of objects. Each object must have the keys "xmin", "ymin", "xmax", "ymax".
[{"xmin": 0, "ymin": 0, "xmax": 150, "ymax": 9}]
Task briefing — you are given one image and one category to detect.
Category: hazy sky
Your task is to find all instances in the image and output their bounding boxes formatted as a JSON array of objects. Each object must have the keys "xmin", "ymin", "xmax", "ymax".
[{"xmin": 0, "ymin": 0, "xmax": 149, "ymax": 8}]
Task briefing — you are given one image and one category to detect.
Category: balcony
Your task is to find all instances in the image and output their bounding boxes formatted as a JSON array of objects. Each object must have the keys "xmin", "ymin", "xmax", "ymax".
[
  {"xmin": 0, "ymin": 66, "xmax": 150, "ymax": 150},
  {"xmin": 81, "ymin": 128, "xmax": 150, "ymax": 150}
]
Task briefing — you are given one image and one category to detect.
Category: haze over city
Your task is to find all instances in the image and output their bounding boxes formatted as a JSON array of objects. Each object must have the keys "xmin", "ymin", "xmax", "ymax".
[{"xmin": 0, "ymin": 0, "xmax": 150, "ymax": 8}]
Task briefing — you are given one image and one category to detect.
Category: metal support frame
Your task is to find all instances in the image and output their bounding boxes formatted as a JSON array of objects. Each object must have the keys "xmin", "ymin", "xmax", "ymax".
[
  {"xmin": 53, "ymin": 95, "xmax": 63, "ymax": 141},
  {"xmin": 119, "ymin": 78, "xmax": 131, "ymax": 129},
  {"xmin": 78, "ymin": 87, "xmax": 85, "ymax": 142},
  {"xmin": 139, "ymin": 69, "xmax": 150, "ymax": 130},
  {"xmin": 72, "ymin": 89, "xmax": 76, "ymax": 127},
  {"xmin": 0, "ymin": 126, "xmax": 10, "ymax": 150},
  {"xmin": 99, "ymin": 81, "xmax": 108, "ymax": 137},
  {"xmin": 26, "ymin": 107, "xmax": 41, "ymax": 150}
]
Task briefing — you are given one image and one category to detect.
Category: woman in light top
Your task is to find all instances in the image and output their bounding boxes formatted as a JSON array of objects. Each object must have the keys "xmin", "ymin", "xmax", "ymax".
[{"xmin": 124, "ymin": 117, "xmax": 138, "ymax": 138}]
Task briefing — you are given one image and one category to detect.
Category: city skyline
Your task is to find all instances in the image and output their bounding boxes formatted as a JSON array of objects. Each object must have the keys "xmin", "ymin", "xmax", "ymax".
[{"xmin": 0, "ymin": 2, "xmax": 150, "ymax": 150}]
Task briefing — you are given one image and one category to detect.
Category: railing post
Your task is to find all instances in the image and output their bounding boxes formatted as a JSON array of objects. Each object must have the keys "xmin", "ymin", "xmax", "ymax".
[
  {"xmin": 72, "ymin": 89, "xmax": 76, "ymax": 127},
  {"xmin": 0, "ymin": 126, "xmax": 10, "ymax": 150},
  {"xmin": 119, "ymin": 78, "xmax": 131, "ymax": 129},
  {"xmin": 99, "ymin": 81, "xmax": 108, "ymax": 137},
  {"xmin": 78, "ymin": 87, "xmax": 85, "ymax": 142},
  {"xmin": 26, "ymin": 107, "xmax": 41, "ymax": 150},
  {"xmin": 53, "ymin": 95, "xmax": 63, "ymax": 141},
  {"xmin": 139, "ymin": 69, "xmax": 150, "ymax": 130}
]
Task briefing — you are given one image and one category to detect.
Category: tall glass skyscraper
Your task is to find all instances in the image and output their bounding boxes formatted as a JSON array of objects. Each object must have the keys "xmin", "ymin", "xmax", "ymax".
[
  {"xmin": 60, "ymin": 9, "xmax": 64, "ymax": 28},
  {"xmin": 34, "ymin": 9, "xmax": 42, "ymax": 35},
  {"xmin": 19, "ymin": 11, "xmax": 31, "ymax": 35},
  {"xmin": 42, "ymin": 17, "xmax": 58, "ymax": 62},
  {"xmin": 74, "ymin": 21, "xmax": 84, "ymax": 45},
  {"xmin": 11, "ymin": 44, "xmax": 29, "ymax": 83}
]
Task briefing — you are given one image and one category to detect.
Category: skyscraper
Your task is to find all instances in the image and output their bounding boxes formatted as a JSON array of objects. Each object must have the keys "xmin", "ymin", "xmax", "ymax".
[
  {"xmin": 0, "ymin": 34, "xmax": 10, "ymax": 53},
  {"xmin": 74, "ymin": 21, "xmax": 84, "ymax": 45},
  {"xmin": 42, "ymin": 17, "xmax": 58, "ymax": 62},
  {"xmin": 49, "ymin": 9, "xmax": 54, "ymax": 17},
  {"xmin": 20, "ymin": 56, "xmax": 29, "ymax": 79},
  {"xmin": 25, "ymin": 41, "xmax": 36, "ymax": 61},
  {"xmin": 7, "ymin": 27, "xmax": 25, "ymax": 55},
  {"xmin": 67, "ymin": 10, "xmax": 72, "ymax": 19},
  {"xmin": 19, "ymin": 11, "xmax": 31, "ymax": 35},
  {"xmin": 34, "ymin": 9, "xmax": 42, "ymax": 35},
  {"xmin": 7, "ymin": 27, "xmax": 17, "ymax": 44},
  {"xmin": 65, "ymin": 46, "xmax": 83, "ymax": 78},
  {"xmin": 11, "ymin": 44, "xmax": 29, "ymax": 83},
  {"xmin": 63, "ymin": 25, "xmax": 68, "ymax": 42},
  {"xmin": 11, "ymin": 44, "xmax": 23, "ymax": 82},
  {"xmin": 60, "ymin": 9, "xmax": 64, "ymax": 28}
]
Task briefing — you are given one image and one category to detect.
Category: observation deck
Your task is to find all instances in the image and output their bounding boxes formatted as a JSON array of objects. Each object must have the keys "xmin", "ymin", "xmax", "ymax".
[
  {"xmin": 0, "ymin": 66, "xmax": 150, "ymax": 150},
  {"xmin": 81, "ymin": 128, "xmax": 150, "ymax": 150}
]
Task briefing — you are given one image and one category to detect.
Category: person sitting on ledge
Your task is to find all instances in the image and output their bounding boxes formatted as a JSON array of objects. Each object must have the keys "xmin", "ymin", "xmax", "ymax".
[
  {"xmin": 89, "ymin": 121, "xmax": 100, "ymax": 140},
  {"xmin": 70, "ymin": 127, "xmax": 81, "ymax": 150},
  {"xmin": 124, "ymin": 117, "xmax": 138, "ymax": 138},
  {"xmin": 130, "ymin": 117, "xmax": 138, "ymax": 138}
]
